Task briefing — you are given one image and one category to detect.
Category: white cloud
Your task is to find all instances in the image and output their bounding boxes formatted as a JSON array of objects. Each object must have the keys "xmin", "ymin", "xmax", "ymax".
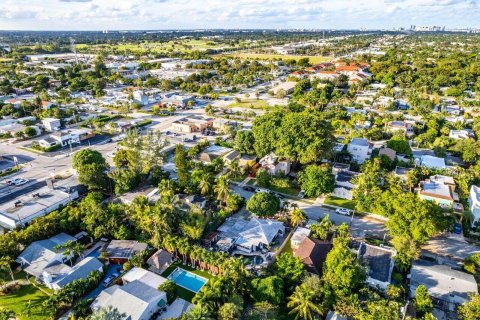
[{"xmin": 0, "ymin": 0, "xmax": 477, "ymax": 30}]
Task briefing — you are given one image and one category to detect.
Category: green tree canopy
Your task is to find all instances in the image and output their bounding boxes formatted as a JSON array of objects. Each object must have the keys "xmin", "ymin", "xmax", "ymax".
[
  {"xmin": 298, "ymin": 164, "xmax": 335, "ymax": 197},
  {"xmin": 246, "ymin": 192, "xmax": 280, "ymax": 217}
]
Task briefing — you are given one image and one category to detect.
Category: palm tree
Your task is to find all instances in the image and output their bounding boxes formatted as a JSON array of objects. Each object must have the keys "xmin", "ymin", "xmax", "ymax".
[
  {"xmin": 184, "ymin": 304, "xmax": 214, "ymax": 320},
  {"xmin": 0, "ymin": 308, "xmax": 15, "ymax": 320},
  {"xmin": 290, "ymin": 208, "xmax": 307, "ymax": 227},
  {"xmin": 0, "ymin": 257, "xmax": 14, "ymax": 282},
  {"xmin": 229, "ymin": 160, "xmax": 241, "ymax": 178},
  {"xmin": 287, "ymin": 284, "xmax": 324, "ymax": 320},
  {"xmin": 90, "ymin": 306, "xmax": 127, "ymax": 320},
  {"xmin": 214, "ymin": 175, "xmax": 230, "ymax": 204},
  {"xmin": 198, "ymin": 173, "xmax": 212, "ymax": 196}
]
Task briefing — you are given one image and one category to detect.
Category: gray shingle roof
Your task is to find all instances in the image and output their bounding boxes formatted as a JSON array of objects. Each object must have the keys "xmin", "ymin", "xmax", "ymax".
[{"xmin": 359, "ymin": 243, "xmax": 394, "ymax": 282}]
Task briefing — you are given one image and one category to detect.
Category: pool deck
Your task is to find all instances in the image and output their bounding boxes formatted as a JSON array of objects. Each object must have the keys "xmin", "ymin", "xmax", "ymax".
[{"xmin": 168, "ymin": 267, "xmax": 207, "ymax": 293}]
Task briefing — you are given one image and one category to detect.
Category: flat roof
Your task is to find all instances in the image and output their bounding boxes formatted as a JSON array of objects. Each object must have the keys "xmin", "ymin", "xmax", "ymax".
[{"xmin": 0, "ymin": 186, "xmax": 77, "ymax": 227}]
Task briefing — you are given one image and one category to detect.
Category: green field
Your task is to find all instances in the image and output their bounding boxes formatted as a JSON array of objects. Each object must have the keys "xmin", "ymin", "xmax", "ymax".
[
  {"xmin": 221, "ymin": 53, "xmax": 333, "ymax": 64},
  {"xmin": 229, "ymin": 99, "xmax": 271, "ymax": 109},
  {"xmin": 323, "ymin": 196, "xmax": 357, "ymax": 210},
  {"xmin": 0, "ymin": 274, "xmax": 52, "ymax": 320},
  {"xmin": 77, "ymin": 39, "xmax": 249, "ymax": 54}
]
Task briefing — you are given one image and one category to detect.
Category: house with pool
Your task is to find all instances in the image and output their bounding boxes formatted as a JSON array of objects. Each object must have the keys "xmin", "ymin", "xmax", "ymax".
[
  {"xmin": 91, "ymin": 267, "xmax": 193, "ymax": 320},
  {"xmin": 216, "ymin": 216, "xmax": 286, "ymax": 254}
]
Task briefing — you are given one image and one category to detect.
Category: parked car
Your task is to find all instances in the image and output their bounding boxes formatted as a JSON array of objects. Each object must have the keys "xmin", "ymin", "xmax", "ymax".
[
  {"xmin": 102, "ymin": 273, "xmax": 119, "ymax": 287},
  {"xmin": 335, "ymin": 208, "xmax": 352, "ymax": 216},
  {"xmin": 297, "ymin": 190, "xmax": 305, "ymax": 199},
  {"xmin": 242, "ymin": 186, "xmax": 255, "ymax": 192}
]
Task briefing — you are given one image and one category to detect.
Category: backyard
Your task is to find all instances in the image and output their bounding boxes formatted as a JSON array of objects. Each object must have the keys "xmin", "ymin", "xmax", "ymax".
[
  {"xmin": 161, "ymin": 262, "xmax": 213, "ymax": 302},
  {"xmin": 0, "ymin": 272, "xmax": 53, "ymax": 320}
]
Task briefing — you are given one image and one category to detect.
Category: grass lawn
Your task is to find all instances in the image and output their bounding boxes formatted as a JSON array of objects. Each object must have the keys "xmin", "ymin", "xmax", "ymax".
[
  {"xmin": 281, "ymin": 238, "xmax": 293, "ymax": 255},
  {"xmin": 324, "ymin": 196, "xmax": 357, "ymax": 210},
  {"xmin": 247, "ymin": 179, "xmax": 256, "ymax": 185},
  {"xmin": 230, "ymin": 173, "xmax": 248, "ymax": 183},
  {"xmin": 229, "ymin": 99, "xmax": 270, "ymax": 109},
  {"xmin": 161, "ymin": 261, "xmax": 214, "ymax": 302},
  {"xmin": 221, "ymin": 53, "xmax": 333, "ymax": 64},
  {"xmin": 0, "ymin": 273, "xmax": 52, "ymax": 320}
]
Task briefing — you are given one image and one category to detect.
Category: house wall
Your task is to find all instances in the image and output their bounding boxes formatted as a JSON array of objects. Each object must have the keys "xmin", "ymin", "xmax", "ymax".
[
  {"xmin": 333, "ymin": 187, "xmax": 353, "ymax": 200},
  {"xmin": 419, "ymin": 195, "xmax": 453, "ymax": 206},
  {"xmin": 139, "ymin": 295, "xmax": 167, "ymax": 320},
  {"xmin": 347, "ymin": 144, "xmax": 370, "ymax": 164}
]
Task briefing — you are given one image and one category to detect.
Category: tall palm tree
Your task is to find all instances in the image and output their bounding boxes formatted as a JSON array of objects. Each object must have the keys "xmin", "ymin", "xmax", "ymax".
[
  {"xmin": 287, "ymin": 284, "xmax": 324, "ymax": 320},
  {"xmin": 229, "ymin": 160, "xmax": 241, "ymax": 178},
  {"xmin": 183, "ymin": 305, "xmax": 214, "ymax": 320},
  {"xmin": 198, "ymin": 173, "xmax": 212, "ymax": 196},
  {"xmin": 214, "ymin": 175, "xmax": 230, "ymax": 204}
]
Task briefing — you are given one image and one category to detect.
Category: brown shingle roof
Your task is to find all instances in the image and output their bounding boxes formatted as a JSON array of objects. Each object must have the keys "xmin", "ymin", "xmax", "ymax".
[{"xmin": 293, "ymin": 237, "xmax": 332, "ymax": 275}]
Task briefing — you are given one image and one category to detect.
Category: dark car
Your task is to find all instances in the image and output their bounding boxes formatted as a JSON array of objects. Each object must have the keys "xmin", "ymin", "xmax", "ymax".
[{"xmin": 242, "ymin": 186, "xmax": 255, "ymax": 192}]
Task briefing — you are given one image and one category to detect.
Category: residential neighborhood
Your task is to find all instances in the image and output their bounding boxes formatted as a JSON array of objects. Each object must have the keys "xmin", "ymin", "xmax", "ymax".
[{"xmin": 0, "ymin": 8, "xmax": 480, "ymax": 320}]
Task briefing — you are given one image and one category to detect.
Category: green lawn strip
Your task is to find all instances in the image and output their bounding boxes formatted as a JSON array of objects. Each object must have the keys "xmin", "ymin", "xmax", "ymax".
[
  {"xmin": 268, "ymin": 184, "xmax": 300, "ymax": 196},
  {"xmin": 323, "ymin": 196, "xmax": 357, "ymax": 210},
  {"xmin": 246, "ymin": 179, "xmax": 256, "ymax": 185},
  {"xmin": 228, "ymin": 99, "xmax": 270, "ymax": 109},
  {"xmin": 0, "ymin": 284, "xmax": 50, "ymax": 320},
  {"xmin": 161, "ymin": 262, "xmax": 214, "ymax": 302}
]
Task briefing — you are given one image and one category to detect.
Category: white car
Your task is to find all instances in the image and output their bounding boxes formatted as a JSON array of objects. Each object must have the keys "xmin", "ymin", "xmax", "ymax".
[
  {"xmin": 13, "ymin": 178, "xmax": 29, "ymax": 186},
  {"xmin": 335, "ymin": 208, "xmax": 352, "ymax": 216}
]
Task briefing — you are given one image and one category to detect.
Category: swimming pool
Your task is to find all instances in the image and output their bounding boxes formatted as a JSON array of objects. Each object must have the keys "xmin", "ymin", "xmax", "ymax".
[{"xmin": 168, "ymin": 267, "xmax": 207, "ymax": 293}]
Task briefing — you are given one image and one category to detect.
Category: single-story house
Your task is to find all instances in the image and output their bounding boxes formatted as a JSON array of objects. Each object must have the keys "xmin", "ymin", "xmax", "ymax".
[
  {"xmin": 332, "ymin": 170, "xmax": 359, "ymax": 200},
  {"xmin": 358, "ymin": 243, "xmax": 395, "ymax": 291},
  {"xmin": 122, "ymin": 267, "xmax": 168, "ymax": 289},
  {"xmin": 91, "ymin": 280, "xmax": 168, "ymax": 320},
  {"xmin": 217, "ymin": 217, "xmax": 285, "ymax": 253},
  {"xmin": 147, "ymin": 250, "xmax": 174, "ymax": 274},
  {"xmin": 410, "ymin": 260, "xmax": 478, "ymax": 311},
  {"xmin": 378, "ymin": 148, "xmax": 396, "ymax": 161},
  {"xmin": 290, "ymin": 227, "xmax": 311, "ymax": 249},
  {"xmin": 16, "ymin": 233, "xmax": 77, "ymax": 280},
  {"xmin": 44, "ymin": 257, "xmax": 103, "ymax": 291},
  {"xmin": 105, "ymin": 240, "xmax": 148, "ymax": 264},
  {"xmin": 293, "ymin": 237, "xmax": 332, "ymax": 275}
]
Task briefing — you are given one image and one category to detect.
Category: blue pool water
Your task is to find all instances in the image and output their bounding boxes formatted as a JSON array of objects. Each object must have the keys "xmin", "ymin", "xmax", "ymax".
[{"xmin": 168, "ymin": 268, "xmax": 207, "ymax": 293}]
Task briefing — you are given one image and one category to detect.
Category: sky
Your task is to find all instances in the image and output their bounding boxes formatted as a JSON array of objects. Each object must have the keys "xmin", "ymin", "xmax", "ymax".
[{"xmin": 0, "ymin": 0, "xmax": 478, "ymax": 31}]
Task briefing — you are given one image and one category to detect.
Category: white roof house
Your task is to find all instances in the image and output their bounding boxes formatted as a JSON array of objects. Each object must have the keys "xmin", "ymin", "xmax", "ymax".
[
  {"xmin": 0, "ymin": 185, "xmax": 79, "ymax": 230},
  {"xmin": 44, "ymin": 257, "xmax": 103, "ymax": 291},
  {"xmin": 417, "ymin": 155, "xmax": 446, "ymax": 169},
  {"xmin": 469, "ymin": 185, "xmax": 480, "ymax": 228},
  {"xmin": 410, "ymin": 260, "xmax": 478, "ymax": 311},
  {"xmin": 92, "ymin": 280, "xmax": 168, "ymax": 320},
  {"xmin": 92, "ymin": 266, "xmax": 191, "ymax": 320},
  {"xmin": 218, "ymin": 217, "xmax": 285, "ymax": 253},
  {"xmin": 122, "ymin": 267, "xmax": 168, "ymax": 289},
  {"xmin": 16, "ymin": 233, "xmax": 76, "ymax": 278},
  {"xmin": 449, "ymin": 129, "xmax": 474, "ymax": 140},
  {"xmin": 291, "ymin": 227, "xmax": 311, "ymax": 249}
]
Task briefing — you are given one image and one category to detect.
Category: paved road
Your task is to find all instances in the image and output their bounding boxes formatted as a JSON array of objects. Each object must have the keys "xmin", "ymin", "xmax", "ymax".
[{"xmin": 231, "ymin": 185, "xmax": 387, "ymax": 238}]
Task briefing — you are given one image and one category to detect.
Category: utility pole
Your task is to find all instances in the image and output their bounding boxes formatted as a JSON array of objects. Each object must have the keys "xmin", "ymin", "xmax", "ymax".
[{"xmin": 70, "ymin": 38, "xmax": 78, "ymax": 65}]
